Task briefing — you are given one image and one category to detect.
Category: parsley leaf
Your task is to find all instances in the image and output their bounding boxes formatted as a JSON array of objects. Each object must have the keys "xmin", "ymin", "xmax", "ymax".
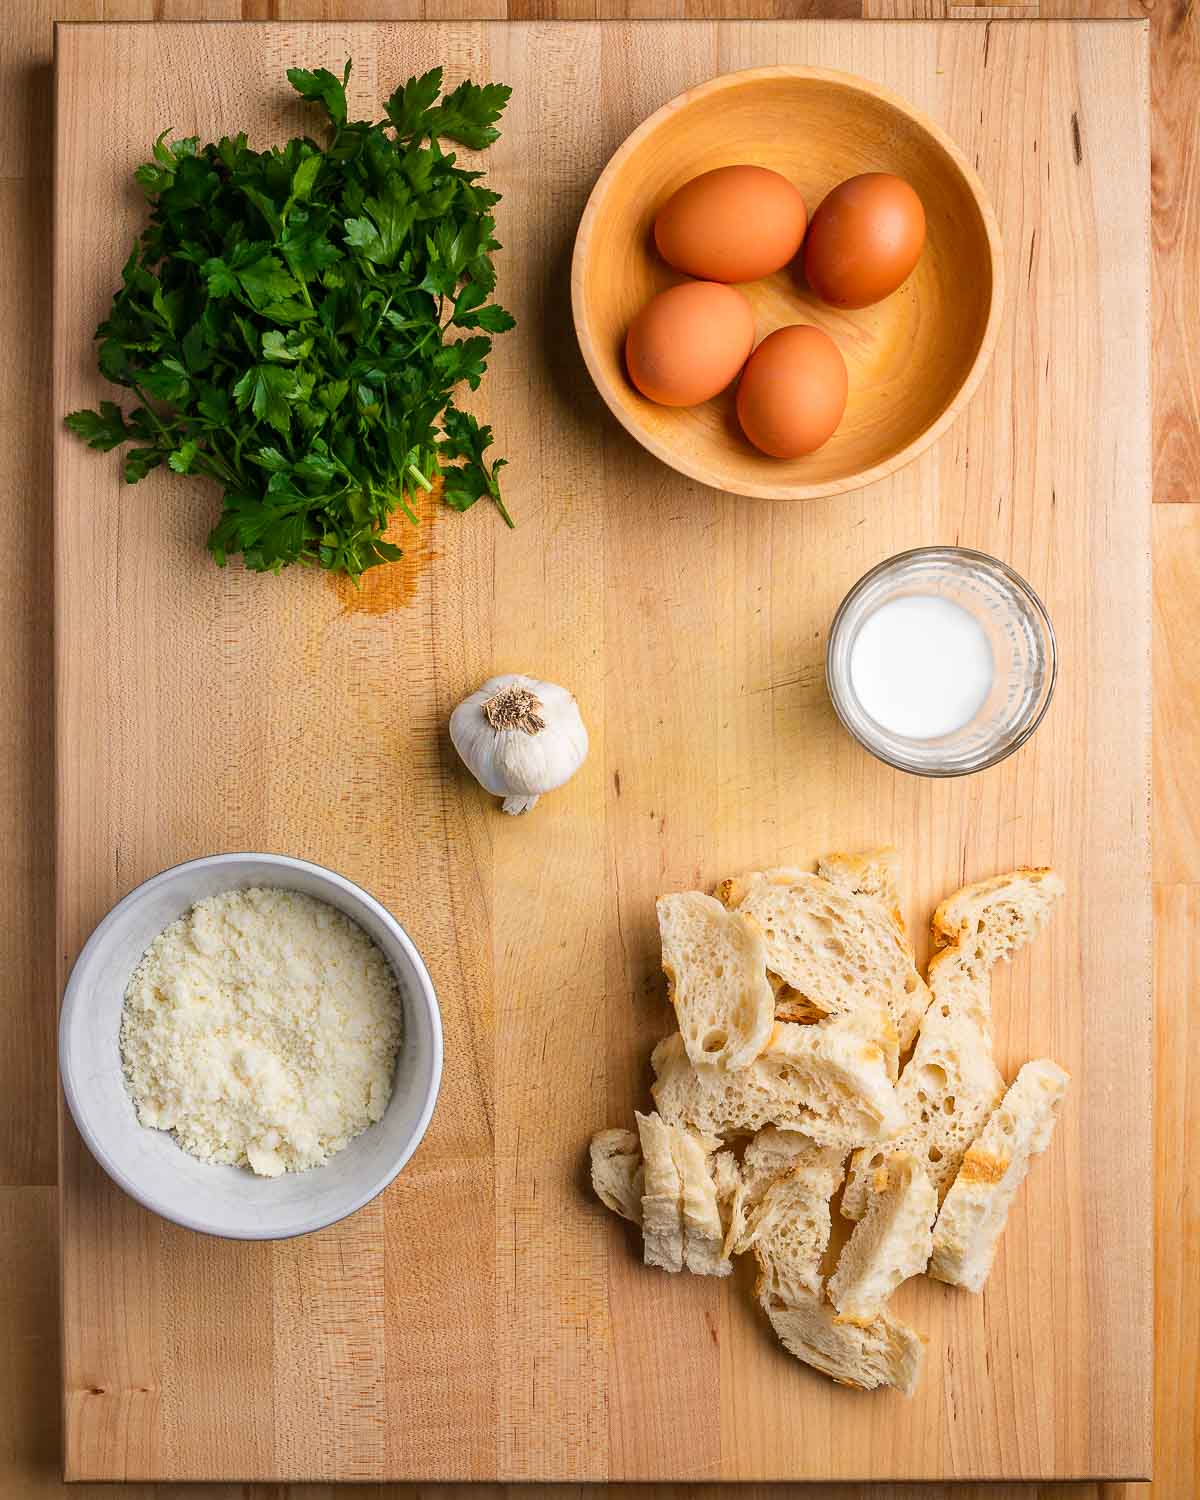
[
  {"xmin": 66, "ymin": 58, "xmax": 515, "ymax": 577},
  {"xmin": 235, "ymin": 252, "xmax": 302, "ymax": 311},
  {"xmin": 384, "ymin": 69, "xmax": 446, "ymax": 137},
  {"xmin": 233, "ymin": 363, "xmax": 305, "ymax": 436},
  {"xmin": 65, "ymin": 401, "xmax": 130, "ymax": 451},
  {"xmin": 440, "ymin": 405, "xmax": 512, "ymax": 526},
  {"xmin": 426, "ymin": 80, "xmax": 513, "ymax": 150},
  {"xmin": 285, "ymin": 62, "xmax": 351, "ymax": 130},
  {"xmin": 343, "ymin": 176, "xmax": 417, "ymax": 267}
]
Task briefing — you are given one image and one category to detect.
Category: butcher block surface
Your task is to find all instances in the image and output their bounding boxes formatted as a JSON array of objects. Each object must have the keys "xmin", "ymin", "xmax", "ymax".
[{"xmin": 54, "ymin": 18, "xmax": 1151, "ymax": 1483}]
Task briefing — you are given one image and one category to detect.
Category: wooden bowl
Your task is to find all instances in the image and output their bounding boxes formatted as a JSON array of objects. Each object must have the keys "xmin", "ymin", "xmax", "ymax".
[{"xmin": 571, "ymin": 67, "xmax": 1003, "ymax": 499}]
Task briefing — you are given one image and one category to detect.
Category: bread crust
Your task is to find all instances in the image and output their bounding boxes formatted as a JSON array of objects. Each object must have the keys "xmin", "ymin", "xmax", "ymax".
[
  {"xmin": 843, "ymin": 868, "xmax": 1064, "ymax": 1219},
  {"xmin": 651, "ymin": 1018, "xmax": 905, "ymax": 1149},
  {"xmin": 757, "ymin": 1280, "xmax": 926, "ymax": 1397},
  {"xmin": 588, "ymin": 858, "xmax": 1064, "ymax": 1402},
  {"xmin": 716, "ymin": 865, "xmax": 927, "ymax": 1062},
  {"xmin": 929, "ymin": 1059, "xmax": 1069, "ymax": 1292}
]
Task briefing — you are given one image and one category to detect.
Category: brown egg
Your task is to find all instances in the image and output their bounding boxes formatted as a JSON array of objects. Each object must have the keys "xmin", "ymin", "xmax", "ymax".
[
  {"xmin": 803, "ymin": 173, "xmax": 926, "ymax": 309},
  {"xmin": 653, "ymin": 165, "xmax": 808, "ymax": 284},
  {"xmin": 736, "ymin": 325, "xmax": 848, "ymax": 458},
  {"xmin": 625, "ymin": 281, "xmax": 756, "ymax": 407}
]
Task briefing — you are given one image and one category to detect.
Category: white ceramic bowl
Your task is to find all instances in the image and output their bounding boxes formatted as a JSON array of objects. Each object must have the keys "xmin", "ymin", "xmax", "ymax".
[{"xmin": 59, "ymin": 853, "xmax": 443, "ymax": 1240}]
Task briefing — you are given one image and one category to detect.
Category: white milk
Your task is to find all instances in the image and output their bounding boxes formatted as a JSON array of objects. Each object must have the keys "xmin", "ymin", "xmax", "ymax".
[{"xmin": 849, "ymin": 594, "xmax": 994, "ymax": 740}]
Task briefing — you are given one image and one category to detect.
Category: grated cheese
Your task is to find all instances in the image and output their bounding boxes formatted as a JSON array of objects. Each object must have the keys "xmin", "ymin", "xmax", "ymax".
[{"xmin": 120, "ymin": 886, "xmax": 402, "ymax": 1177}]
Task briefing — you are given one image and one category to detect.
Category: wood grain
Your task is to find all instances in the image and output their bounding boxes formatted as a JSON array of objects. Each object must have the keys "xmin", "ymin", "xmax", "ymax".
[
  {"xmin": 0, "ymin": 0, "xmax": 1182, "ymax": 1488},
  {"xmin": 54, "ymin": 28, "xmax": 497, "ymax": 1482},
  {"xmin": 0, "ymin": 177, "xmax": 57, "ymax": 1188},
  {"xmin": 1154, "ymin": 884, "xmax": 1200, "ymax": 1500},
  {"xmin": 1144, "ymin": 0, "xmax": 1200, "ymax": 503},
  {"xmin": 485, "ymin": 21, "xmax": 612, "ymax": 1481},
  {"xmin": 1132, "ymin": 508, "xmax": 1200, "ymax": 1500},
  {"xmin": 0, "ymin": 1189, "xmax": 62, "ymax": 1496},
  {"xmin": 1039, "ymin": 0, "xmax": 1200, "ymax": 502},
  {"xmin": 52, "ymin": 18, "xmax": 1151, "ymax": 1484},
  {"xmin": 1153, "ymin": 505, "xmax": 1200, "ymax": 884},
  {"xmin": 0, "ymin": 0, "xmax": 1191, "ymax": 1494}
]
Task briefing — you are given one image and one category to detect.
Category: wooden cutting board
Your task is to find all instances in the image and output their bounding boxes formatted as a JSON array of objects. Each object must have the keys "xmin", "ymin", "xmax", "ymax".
[{"xmin": 53, "ymin": 18, "xmax": 1152, "ymax": 1483}]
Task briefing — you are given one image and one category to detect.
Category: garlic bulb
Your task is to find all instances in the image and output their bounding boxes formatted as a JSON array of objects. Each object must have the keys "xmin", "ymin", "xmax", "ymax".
[{"xmin": 449, "ymin": 674, "xmax": 588, "ymax": 815}]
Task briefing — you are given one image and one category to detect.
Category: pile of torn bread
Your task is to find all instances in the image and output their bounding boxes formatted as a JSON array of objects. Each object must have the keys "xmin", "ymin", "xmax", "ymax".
[{"xmin": 589, "ymin": 850, "xmax": 1069, "ymax": 1397}]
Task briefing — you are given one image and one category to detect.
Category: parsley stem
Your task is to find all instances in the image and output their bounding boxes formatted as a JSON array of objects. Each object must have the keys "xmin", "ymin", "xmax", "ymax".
[
  {"xmin": 130, "ymin": 383, "xmax": 175, "ymax": 444},
  {"xmin": 198, "ymin": 454, "xmax": 238, "ymax": 486},
  {"xmin": 368, "ymin": 293, "xmax": 394, "ymax": 344},
  {"xmin": 204, "ymin": 434, "xmax": 241, "ymax": 487},
  {"xmin": 134, "ymin": 381, "xmax": 240, "ymax": 484}
]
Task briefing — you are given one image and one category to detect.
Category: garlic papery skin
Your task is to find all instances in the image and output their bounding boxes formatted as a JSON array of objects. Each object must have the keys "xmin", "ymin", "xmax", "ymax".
[{"xmin": 449, "ymin": 674, "xmax": 588, "ymax": 816}]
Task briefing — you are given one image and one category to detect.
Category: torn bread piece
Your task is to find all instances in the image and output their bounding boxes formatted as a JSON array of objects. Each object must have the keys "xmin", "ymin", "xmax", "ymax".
[
  {"xmin": 636, "ymin": 1110, "xmax": 685, "ymax": 1272},
  {"xmin": 671, "ymin": 1126, "xmax": 734, "ymax": 1278},
  {"xmin": 828, "ymin": 1153, "xmax": 936, "ymax": 1324},
  {"xmin": 931, "ymin": 867, "xmax": 1066, "ymax": 969},
  {"xmin": 758, "ymin": 1281, "xmax": 926, "ymax": 1396},
  {"xmin": 746, "ymin": 1145, "xmax": 848, "ymax": 1301},
  {"xmin": 818, "ymin": 846, "xmax": 925, "ymax": 1040},
  {"xmin": 633, "ymin": 1111, "xmax": 733, "ymax": 1277},
  {"xmin": 921, "ymin": 869, "xmax": 1065, "ymax": 1036},
  {"xmin": 929, "ymin": 1058, "xmax": 1070, "ymax": 1292},
  {"xmin": 842, "ymin": 1005, "xmax": 1005, "ymax": 1217},
  {"xmin": 652, "ymin": 1015, "xmax": 905, "ymax": 1150},
  {"xmin": 772, "ymin": 849, "xmax": 913, "ymax": 1026},
  {"xmin": 738, "ymin": 1125, "xmax": 925, "ymax": 1397},
  {"xmin": 743, "ymin": 1126, "xmax": 830, "ymax": 1192},
  {"xmin": 589, "ymin": 1127, "xmax": 643, "ymax": 1224},
  {"xmin": 817, "ymin": 846, "xmax": 906, "ymax": 937},
  {"xmin": 657, "ymin": 891, "xmax": 775, "ymax": 1071},
  {"xmin": 843, "ymin": 868, "xmax": 1064, "ymax": 1217},
  {"xmin": 717, "ymin": 869, "xmax": 927, "ymax": 1059},
  {"xmin": 712, "ymin": 1148, "xmax": 741, "ymax": 1230},
  {"xmin": 725, "ymin": 1126, "xmax": 825, "ymax": 1255}
]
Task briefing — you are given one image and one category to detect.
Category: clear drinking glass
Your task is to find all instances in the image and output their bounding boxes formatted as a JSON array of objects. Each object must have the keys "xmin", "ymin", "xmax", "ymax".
[{"xmin": 825, "ymin": 546, "xmax": 1057, "ymax": 777}]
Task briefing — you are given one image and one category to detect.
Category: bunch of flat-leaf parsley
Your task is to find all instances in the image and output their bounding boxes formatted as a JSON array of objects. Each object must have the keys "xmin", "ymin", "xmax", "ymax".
[{"xmin": 66, "ymin": 60, "xmax": 514, "ymax": 577}]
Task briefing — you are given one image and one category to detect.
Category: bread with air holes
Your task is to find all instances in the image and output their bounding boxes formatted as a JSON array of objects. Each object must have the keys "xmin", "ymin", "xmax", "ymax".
[
  {"xmin": 716, "ymin": 867, "xmax": 926, "ymax": 1060},
  {"xmin": 737, "ymin": 849, "xmax": 918, "ymax": 1031},
  {"xmin": 724, "ymin": 1126, "xmax": 826, "ymax": 1255},
  {"xmin": 843, "ymin": 868, "xmax": 1064, "ymax": 1218},
  {"xmin": 745, "ymin": 1143, "xmax": 848, "ymax": 1300},
  {"xmin": 817, "ymin": 846, "xmax": 907, "ymax": 936},
  {"xmin": 758, "ymin": 1280, "xmax": 926, "ymax": 1396},
  {"xmin": 589, "ymin": 1127, "xmax": 642, "ymax": 1224},
  {"xmin": 931, "ymin": 867, "xmax": 1066, "ymax": 971},
  {"xmin": 767, "ymin": 967, "xmax": 826, "ymax": 1025},
  {"xmin": 651, "ymin": 1013, "xmax": 905, "ymax": 1150},
  {"xmin": 656, "ymin": 891, "xmax": 775, "ymax": 1071},
  {"xmin": 929, "ymin": 1058, "xmax": 1069, "ymax": 1292},
  {"xmin": 842, "ymin": 1004, "xmax": 1005, "ymax": 1217},
  {"xmin": 828, "ymin": 1152, "xmax": 936, "ymax": 1324}
]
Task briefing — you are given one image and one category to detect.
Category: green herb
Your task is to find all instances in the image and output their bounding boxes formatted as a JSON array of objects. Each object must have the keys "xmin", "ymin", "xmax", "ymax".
[{"xmin": 66, "ymin": 60, "xmax": 515, "ymax": 577}]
